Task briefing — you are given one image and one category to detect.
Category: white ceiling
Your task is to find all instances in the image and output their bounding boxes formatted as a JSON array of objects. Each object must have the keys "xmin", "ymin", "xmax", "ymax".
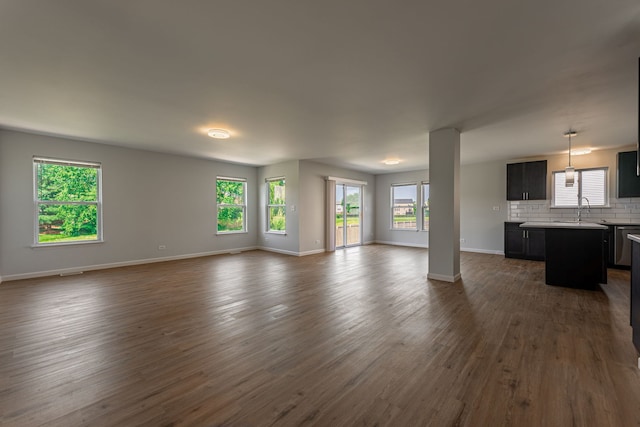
[{"xmin": 1, "ymin": 1, "xmax": 639, "ymax": 173}]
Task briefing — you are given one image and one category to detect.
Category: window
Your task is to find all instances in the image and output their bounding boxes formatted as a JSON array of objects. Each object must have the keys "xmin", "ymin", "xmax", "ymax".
[
  {"xmin": 216, "ymin": 177, "xmax": 247, "ymax": 233},
  {"xmin": 267, "ymin": 177, "xmax": 286, "ymax": 232},
  {"xmin": 391, "ymin": 184, "xmax": 417, "ymax": 229},
  {"xmin": 552, "ymin": 167, "xmax": 608, "ymax": 207},
  {"xmin": 34, "ymin": 157, "xmax": 102, "ymax": 245},
  {"xmin": 422, "ymin": 183, "xmax": 430, "ymax": 231}
]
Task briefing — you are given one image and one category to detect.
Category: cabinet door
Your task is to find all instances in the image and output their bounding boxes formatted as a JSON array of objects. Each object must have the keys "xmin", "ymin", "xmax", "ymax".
[
  {"xmin": 504, "ymin": 223, "xmax": 526, "ymax": 258},
  {"xmin": 618, "ymin": 151, "xmax": 640, "ymax": 198},
  {"xmin": 524, "ymin": 161, "xmax": 547, "ymax": 200},
  {"xmin": 526, "ymin": 229, "xmax": 545, "ymax": 260},
  {"xmin": 632, "ymin": 241, "xmax": 640, "ymax": 353},
  {"xmin": 506, "ymin": 163, "xmax": 525, "ymax": 200}
]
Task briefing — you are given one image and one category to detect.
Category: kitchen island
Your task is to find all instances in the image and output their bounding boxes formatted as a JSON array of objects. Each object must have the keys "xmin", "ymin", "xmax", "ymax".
[
  {"xmin": 520, "ymin": 222, "xmax": 608, "ymax": 289},
  {"xmin": 628, "ymin": 234, "xmax": 640, "ymax": 358}
]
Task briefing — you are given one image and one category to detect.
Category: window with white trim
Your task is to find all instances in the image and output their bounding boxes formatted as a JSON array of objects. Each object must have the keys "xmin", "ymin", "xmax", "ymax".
[
  {"xmin": 267, "ymin": 177, "xmax": 286, "ymax": 232},
  {"xmin": 391, "ymin": 183, "xmax": 417, "ymax": 229},
  {"xmin": 34, "ymin": 157, "xmax": 102, "ymax": 245},
  {"xmin": 422, "ymin": 182, "xmax": 430, "ymax": 231},
  {"xmin": 216, "ymin": 177, "xmax": 247, "ymax": 233},
  {"xmin": 552, "ymin": 167, "xmax": 608, "ymax": 207}
]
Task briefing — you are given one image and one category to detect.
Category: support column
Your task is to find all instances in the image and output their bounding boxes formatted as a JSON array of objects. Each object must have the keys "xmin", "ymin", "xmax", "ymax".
[{"xmin": 427, "ymin": 128, "xmax": 461, "ymax": 283}]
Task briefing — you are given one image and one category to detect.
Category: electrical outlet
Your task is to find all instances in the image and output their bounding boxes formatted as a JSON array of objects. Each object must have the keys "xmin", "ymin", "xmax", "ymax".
[
  {"xmin": 315, "ymin": 239, "xmax": 320, "ymax": 244},
  {"xmin": 158, "ymin": 245, "xmax": 166, "ymax": 250},
  {"xmin": 492, "ymin": 206, "xmax": 500, "ymax": 211},
  {"xmin": 460, "ymin": 238, "xmax": 466, "ymax": 243}
]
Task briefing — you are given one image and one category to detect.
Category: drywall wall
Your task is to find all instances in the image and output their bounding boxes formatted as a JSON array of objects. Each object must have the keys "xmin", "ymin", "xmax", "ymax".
[
  {"xmin": 460, "ymin": 160, "xmax": 508, "ymax": 254},
  {"xmin": 0, "ymin": 130, "xmax": 259, "ymax": 279},
  {"xmin": 375, "ymin": 161, "xmax": 507, "ymax": 254},
  {"xmin": 298, "ymin": 160, "xmax": 375, "ymax": 253},
  {"xmin": 257, "ymin": 160, "xmax": 300, "ymax": 255},
  {"xmin": 374, "ymin": 170, "xmax": 429, "ymax": 248}
]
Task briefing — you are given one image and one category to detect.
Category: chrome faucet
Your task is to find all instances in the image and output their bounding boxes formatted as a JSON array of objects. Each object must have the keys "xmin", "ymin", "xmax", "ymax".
[{"xmin": 577, "ymin": 197, "xmax": 591, "ymax": 222}]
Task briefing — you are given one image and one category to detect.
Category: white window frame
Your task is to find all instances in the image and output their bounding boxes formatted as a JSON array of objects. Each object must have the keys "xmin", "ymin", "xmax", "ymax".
[
  {"xmin": 421, "ymin": 182, "xmax": 430, "ymax": 231},
  {"xmin": 216, "ymin": 176, "xmax": 247, "ymax": 234},
  {"xmin": 33, "ymin": 156, "xmax": 103, "ymax": 246},
  {"xmin": 391, "ymin": 183, "xmax": 418, "ymax": 231},
  {"xmin": 552, "ymin": 167, "xmax": 609, "ymax": 208},
  {"xmin": 266, "ymin": 177, "xmax": 286, "ymax": 233}
]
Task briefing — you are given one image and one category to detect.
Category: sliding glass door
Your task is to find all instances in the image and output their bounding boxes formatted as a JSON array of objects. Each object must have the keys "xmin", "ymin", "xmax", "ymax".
[{"xmin": 335, "ymin": 184, "xmax": 362, "ymax": 248}]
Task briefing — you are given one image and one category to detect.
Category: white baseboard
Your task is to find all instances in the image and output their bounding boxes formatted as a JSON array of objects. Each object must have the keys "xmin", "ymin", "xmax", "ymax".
[
  {"xmin": 1, "ymin": 246, "xmax": 259, "ymax": 282},
  {"xmin": 374, "ymin": 240, "xmax": 429, "ymax": 249},
  {"xmin": 375, "ymin": 241, "xmax": 503, "ymax": 255},
  {"xmin": 257, "ymin": 246, "xmax": 325, "ymax": 257},
  {"xmin": 461, "ymin": 247, "xmax": 504, "ymax": 255},
  {"xmin": 427, "ymin": 272, "xmax": 462, "ymax": 283},
  {"xmin": 298, "ymin": 248, "xmax": 326, "ymax": 256}
]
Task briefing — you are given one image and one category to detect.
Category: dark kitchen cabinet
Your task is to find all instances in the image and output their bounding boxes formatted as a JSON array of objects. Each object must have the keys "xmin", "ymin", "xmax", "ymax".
[
  {"xmin": 506, "ymin": 160, "xmax": 547, "ymax": 201},
  {"xmin": 631, "ymin": 240, "xmax": 640, "ymax": 354},
  {"xmin": 618, "ymin": 151, "xmax": 640, "ymax": 198},
  {"xmin": 504, "ymin": 222, "xmax": 545, "ymax": 261}
]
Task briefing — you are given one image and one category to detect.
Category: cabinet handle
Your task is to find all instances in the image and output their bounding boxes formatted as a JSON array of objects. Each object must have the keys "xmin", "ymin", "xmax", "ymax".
[
  {"xmin": 522, "ymin": 192, "xmax": 525, "ymax": 200},
  {"xmin": 523, "ymin": 230, "xmax": 526, "ymax": 238}
]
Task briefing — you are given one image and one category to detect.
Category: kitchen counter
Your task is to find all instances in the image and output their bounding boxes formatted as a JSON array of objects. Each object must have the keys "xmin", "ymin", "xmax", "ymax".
[
  {"xmin": 520, "ymin": 221, "xmax": 607, "ymax": 230},
  {"xmin": 519, "ymin": 222, "xmax": 607, "ymax": 288}
]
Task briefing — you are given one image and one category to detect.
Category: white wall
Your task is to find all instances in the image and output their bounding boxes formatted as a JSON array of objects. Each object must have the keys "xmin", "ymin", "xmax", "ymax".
[
  {"xmin": 257, "ymin": 160, "xmax": 300, "ymax": 255},
  {"xmin": 375, "ymin": 161, "xmax": 507, "ymax": 254},
  {"xmin": 375, "ymin": 170, "xmax": 429, "ymax": 248},
  {"xmin": 460, "ymin": 160, "xmax": 508, "ymax": 254},
  {"xmin": 299, "ymin": 160, "xmax": 375, "ymax": 253},
  {"xmin": 0, "ymin": 130, "xmax": 259, "ymax": 279}
]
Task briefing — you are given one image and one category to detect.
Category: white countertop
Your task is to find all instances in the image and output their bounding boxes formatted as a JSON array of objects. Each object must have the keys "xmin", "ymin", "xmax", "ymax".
[
  {"xmin": 628, "ymin": 234, "xmax": 640, "ymax": 244},
  {"xmin": 520, "ymin": 221, "xmax": 607, "ymax": 230}
]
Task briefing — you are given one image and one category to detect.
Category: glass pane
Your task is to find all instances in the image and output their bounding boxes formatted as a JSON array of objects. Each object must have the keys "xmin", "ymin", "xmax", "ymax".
[
  {"xmin": 554, "ymin": 172, "xmax": 579, "ymax": 207},
  {"xmin": 422, "ymin": 184, "xmax": 430, "ymax": 231},
  {"xmin": 392, "ymin": 184, "xmax": 417, "ymax": 229},
  {"xmin": 268, "ymin": 179, "xmax": 285, "ymax": 204},
  {"xmin": 216, "ymin": 180, "xmax": 245, "ymax": 204},
  {"xmin": 581, "ymin": 169, "xmax": 606, "ymax": 206},
  {"xmin": 346, "ymin": 186, "xmax": 361, "ymax": 246},
  {"xmin": 335, "ymin": 185, "xmax": 344, "ymax": 247},
  {"xmin": 38, "ymin": 203, "xmax": 98, "ymax": 243},
  {"xmin": 269, "ymin": 206, "xmax": 286, "ymax": 231},
  {"xmin": 217, "ymin": 206, "xmax": 245, "ymax": 232},
  {"xmin": 37, "ymin": 163, "xmax": 98, "ymax": 202}
]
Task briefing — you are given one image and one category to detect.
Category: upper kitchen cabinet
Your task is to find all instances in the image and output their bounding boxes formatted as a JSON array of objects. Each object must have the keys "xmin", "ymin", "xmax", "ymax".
[
  {"xmin": 506, "ymin": 160, "xmax": 547, "ymax": 201},
  {"xmin": 617, "ymin": 151, "xmax": 640, "ymax": 198}
]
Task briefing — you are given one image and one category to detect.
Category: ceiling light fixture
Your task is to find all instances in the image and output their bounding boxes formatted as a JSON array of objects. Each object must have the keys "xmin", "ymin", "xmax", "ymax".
[
  {"xmin": 564, "ymin": 130, "xmax": 577, "ymax": 187},
  {"xmin": 570, "ymin": 148, "xmax": 592, "ymax": 156},
  {"xmin": 207, "ymin": 128, "xmax": 231, "ymax": 139},
  {"xmin": 383, "ymin": 159, "xmax": 401, "ymax": 165}
]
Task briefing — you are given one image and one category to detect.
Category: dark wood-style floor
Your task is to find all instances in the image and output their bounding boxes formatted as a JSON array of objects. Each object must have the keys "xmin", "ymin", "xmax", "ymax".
[{"xmin": 1, "ymin": 245, "xmax": 639, "ymax": 426}]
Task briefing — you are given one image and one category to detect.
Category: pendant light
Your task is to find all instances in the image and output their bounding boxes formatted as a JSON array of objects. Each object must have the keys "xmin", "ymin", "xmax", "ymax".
[{"xmin": 564, "ymin": 130, "xmax": 577, "ymax": 187}]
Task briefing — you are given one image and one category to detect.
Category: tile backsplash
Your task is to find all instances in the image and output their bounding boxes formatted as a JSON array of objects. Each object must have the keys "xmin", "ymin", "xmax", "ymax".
[{"xmin": 508, "ymin": 197, "xmax": 640, "ymax": 223}]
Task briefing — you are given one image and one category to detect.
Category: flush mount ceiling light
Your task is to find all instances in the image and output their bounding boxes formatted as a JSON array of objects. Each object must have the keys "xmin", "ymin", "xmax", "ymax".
[
  {"xmin": 207, "ymin": 128, "xmax": 231, "ymax": 139},
  {"xmin": 564, "ymin": 130, "xmax": 577, "ymax": 187},
  {"xmin": 570, "ymin": 148, "xmax": 592, "ymax": 156},
  {"xmin": 383, "ymin": 159, "xmax": 401, "ymax": 165}
]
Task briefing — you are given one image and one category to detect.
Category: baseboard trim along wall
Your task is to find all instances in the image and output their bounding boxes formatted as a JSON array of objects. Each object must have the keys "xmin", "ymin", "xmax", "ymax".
[
  {"xmin": 461, "ymin": 247, "xmax": 505, "ymax": 256},
  {"xmin": 258, "ymin": 247, "xmax": 326, "ymax": 257},
  {"xmin": 374, "ymin": 240, "xmax": 429, "ymax": 249},
  {"xmin": 1, "ymin": 246, "xmax": 259, "ymax": 282},
  {"xmin": 427, "ymin": 272, "xmax": 462, "ymax": 283}
]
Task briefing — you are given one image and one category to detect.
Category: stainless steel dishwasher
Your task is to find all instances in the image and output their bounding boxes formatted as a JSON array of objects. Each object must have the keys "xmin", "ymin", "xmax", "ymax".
[{"xmin": 615, "ymin": 226, "xmax": 640, "ymax": 266}]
